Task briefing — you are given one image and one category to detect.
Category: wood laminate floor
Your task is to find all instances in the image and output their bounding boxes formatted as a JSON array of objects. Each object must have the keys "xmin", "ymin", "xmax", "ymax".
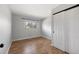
[{"xmin": 9, "ymin": 37, "xmax": 65, "ymax": 54}]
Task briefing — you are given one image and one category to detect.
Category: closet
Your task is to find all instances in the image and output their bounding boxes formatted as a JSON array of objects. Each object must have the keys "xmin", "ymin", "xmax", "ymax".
[
  {"xmin": 53, "ymin": 5, "xmax": 79, "ymax": 53},
  {"xmin": 53, "ymin": 12, "xmax": 65, "ymax": 51}
]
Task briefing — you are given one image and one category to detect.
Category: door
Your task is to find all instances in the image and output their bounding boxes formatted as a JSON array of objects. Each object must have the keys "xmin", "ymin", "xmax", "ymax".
[
  {"xmin": 65, "ymin": 7, "xmax": 79, "ymax": 53},
  {"xmin": 53, "ymin": 12, "xmax": 65, "ymax": 51}
]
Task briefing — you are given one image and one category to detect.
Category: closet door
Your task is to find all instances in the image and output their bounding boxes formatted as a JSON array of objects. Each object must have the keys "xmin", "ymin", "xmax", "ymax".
[
  {"xmin": 53, "ymin": 12, "xmax": 65, "ymax": 51},
  {"xmin": 65, "ymin": 7, "xmax": 79, "ymax": 53}
]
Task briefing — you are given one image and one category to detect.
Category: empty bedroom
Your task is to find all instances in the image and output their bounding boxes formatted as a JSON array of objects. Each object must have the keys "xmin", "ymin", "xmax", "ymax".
[{"xmin": 0, "ymin": 4, "xmax": 79, "ymax": 54}]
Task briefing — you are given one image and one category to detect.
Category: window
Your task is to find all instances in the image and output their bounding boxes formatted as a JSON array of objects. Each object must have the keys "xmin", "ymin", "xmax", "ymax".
[{"xmin": 25, "ymin": 21, "xmax": 37, "ymax": 30}]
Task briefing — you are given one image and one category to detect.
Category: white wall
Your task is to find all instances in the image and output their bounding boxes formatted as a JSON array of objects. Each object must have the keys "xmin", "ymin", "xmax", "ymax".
[
  {"xmin": 12, "ymin": 14, "xmax": 42, "ymax": 41},
  {"xmin": 0, "ymin": 5, "xmax": 11, "ymax": 54},
  {"xmin": 42, "ymin": 16, "xmax": 53, "ymax": 40}
]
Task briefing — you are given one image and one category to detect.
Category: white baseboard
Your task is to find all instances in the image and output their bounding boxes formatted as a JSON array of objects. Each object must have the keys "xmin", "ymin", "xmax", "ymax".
[
  {"xmin": 13, "ymin": 35, "xmax": 42, "ymax": 41},
  {"xmin": 42, "ymin": 35, "xmax": 52, "ymax": 40}
]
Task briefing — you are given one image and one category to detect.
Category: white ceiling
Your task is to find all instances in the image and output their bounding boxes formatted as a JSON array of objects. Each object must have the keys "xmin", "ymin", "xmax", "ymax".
[{"xmin": 9, "ymin": 4, "xmax": 59, "ymax": 19}]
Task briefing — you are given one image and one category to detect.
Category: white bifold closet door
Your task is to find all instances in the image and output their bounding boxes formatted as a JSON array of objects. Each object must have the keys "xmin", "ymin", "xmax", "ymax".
[
  {"xmin": 65, "ymin": 7, "xmax": 79, "ymax": 53},
  {"xmin": 53, "ymin": 6, "xmax": 79, "ymax": 53},
  {"xmin": 53, "ymin": 12, "xmax": 65, "ymax": 51}
]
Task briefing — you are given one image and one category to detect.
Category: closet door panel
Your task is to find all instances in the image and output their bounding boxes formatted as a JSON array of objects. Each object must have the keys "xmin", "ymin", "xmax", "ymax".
[
  {"xmin": 53, "ymin": 12, "xmax": 65, "ymax": 51},
  {"xmin": 65, "ymin": 7, "xmax": 79, "ymax": 53},
  {"xmin": 64, "ymin": 11, "xmax": 70, "ymax": 53}
]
